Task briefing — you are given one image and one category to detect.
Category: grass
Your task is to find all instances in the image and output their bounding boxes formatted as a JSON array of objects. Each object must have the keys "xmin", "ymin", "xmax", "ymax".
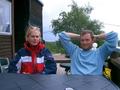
[{"xmin": 45, "ymin": 41, "xmax": 65, "ymax": 54}]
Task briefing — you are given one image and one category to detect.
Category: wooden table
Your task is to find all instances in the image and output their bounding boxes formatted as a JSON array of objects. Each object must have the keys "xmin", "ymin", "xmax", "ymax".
[{"xmin": 53, "ymin": 54, "xmax": 70, "ymax": 63}]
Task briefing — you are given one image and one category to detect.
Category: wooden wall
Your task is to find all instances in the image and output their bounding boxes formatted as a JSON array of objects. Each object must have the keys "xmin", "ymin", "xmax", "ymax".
[
  {"xmin": 14, "ymin": 0, "xmax": 29, "ymax": 52},
  {"xmin": 14, "ymin": 0, "xmax": 43, "ymax": 52},
  {"xmin": 0, "ymin": 35, "xmax": 13, "ymax": 58},
  {"xmin": 30, "ymin": 0, "xmax": 43, "ymax": 37},
  {"xmin": 0, "ymin": 0, "xmax": 13, "ymax": 59},
  {"xmin": 0, "ymin": 0, "xmax": 43, "ymax": 59}
]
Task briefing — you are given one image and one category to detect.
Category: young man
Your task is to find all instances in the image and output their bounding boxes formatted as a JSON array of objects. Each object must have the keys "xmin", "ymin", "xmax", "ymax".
[
  {"xmin": 8, "ymin": 25, "xmax": 57, "ymax": 74},
  {"xmin": 59, "ymin": 30, "xmax": 118, "ymax": 75}
]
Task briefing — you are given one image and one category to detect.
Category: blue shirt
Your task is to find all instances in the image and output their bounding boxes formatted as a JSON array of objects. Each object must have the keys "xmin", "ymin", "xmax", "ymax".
[{"xmin": 59, "ymin": 31, "xmax": 118, "ymax": 75}]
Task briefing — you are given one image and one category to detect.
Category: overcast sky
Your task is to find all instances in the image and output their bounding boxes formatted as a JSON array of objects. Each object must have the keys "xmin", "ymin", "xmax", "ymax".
[{"xmin": 40, "ymin": 0, "xmax": 120, "ymax": 42}]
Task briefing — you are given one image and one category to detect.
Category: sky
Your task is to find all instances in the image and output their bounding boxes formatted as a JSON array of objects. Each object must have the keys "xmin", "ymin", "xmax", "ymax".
[{"xmin": 40, "ymin": 0, "xmax": 120, "ymax": 42}]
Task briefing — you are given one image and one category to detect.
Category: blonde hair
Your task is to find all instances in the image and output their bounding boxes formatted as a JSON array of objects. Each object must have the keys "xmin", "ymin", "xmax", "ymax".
[{"xmin": 25, "ymin": 25, "xmax": 41, "ymax": 41}]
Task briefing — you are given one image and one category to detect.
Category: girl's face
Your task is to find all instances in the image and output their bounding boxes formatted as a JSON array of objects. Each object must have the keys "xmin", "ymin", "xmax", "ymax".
[{"xmin": 27, "ymin": 29, "xmax": 41, "ymax": 46}]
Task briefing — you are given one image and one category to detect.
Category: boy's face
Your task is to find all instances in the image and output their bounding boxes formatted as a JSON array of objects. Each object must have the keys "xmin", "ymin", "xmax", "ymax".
[{"xmin": 80, "ymin": 33, "xmax": 94, "ymax": 50}]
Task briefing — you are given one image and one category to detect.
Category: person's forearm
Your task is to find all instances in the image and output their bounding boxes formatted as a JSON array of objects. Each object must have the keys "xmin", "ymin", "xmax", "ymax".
[
  {"xmin": 94, "ymin": 33, "xmax": 106, "ymax": 41},
  {"xmin": 65, "ymin": 32, "xmax": 80, "ymax": 40},
  {"xmin": 64, "ymin": 31, "xmax": 106, "ymax": 41}
]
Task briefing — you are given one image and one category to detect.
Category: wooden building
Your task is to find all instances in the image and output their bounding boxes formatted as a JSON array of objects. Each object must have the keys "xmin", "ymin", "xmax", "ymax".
[
  {"xmin": 0, "ymin": 0, "xmax": 43, "ymax": 59},
  {"xmin": 0, "ymin": 0, "xmax": 12, "ymax": 59}
]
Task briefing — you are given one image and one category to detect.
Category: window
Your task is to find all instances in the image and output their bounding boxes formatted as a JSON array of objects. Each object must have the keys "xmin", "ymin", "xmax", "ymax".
[{"xmin": 0, "ymin": 0, "xmax": 11, "ymax": 35}]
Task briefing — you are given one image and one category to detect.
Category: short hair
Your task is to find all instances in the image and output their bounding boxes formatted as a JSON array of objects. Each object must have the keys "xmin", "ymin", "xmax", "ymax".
[
  {"xmin": 25, "ymin": 25, "xmax": 41, "ymax": 41},
  {"xmin": 80, "ymin": 30, "xmax": 94, "ymax": 39}
]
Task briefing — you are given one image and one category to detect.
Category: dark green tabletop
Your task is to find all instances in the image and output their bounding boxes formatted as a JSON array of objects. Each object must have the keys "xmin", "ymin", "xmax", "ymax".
[{"xmin": 0, "ymin": 73, "xmax": 119, "ymax": 90}]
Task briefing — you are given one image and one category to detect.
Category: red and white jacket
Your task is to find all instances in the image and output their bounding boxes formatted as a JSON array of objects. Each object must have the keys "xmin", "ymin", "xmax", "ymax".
[{"xmin": 8, "ymin": 42, "xmax": 57, "ymax": 74}]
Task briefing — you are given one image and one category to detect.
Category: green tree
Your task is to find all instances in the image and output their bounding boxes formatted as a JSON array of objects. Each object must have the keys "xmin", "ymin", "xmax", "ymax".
[
  {"xmin": 51, "ymin": 1, "xmax": 104, "ymax": 53},
  {"xmin": 52, "ymin": 1, "xmax": 103, "ymax": 35}
]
